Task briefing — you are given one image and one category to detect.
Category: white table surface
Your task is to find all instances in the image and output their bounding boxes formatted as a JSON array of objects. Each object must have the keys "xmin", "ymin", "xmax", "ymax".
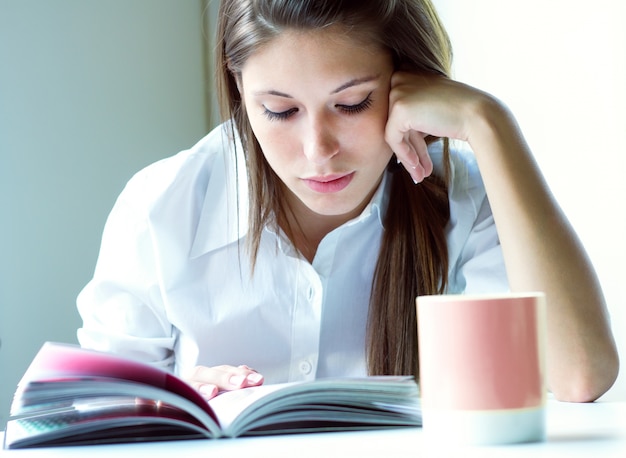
[{"xmin": 2, "ymin": 400, "xmax": 625, "ymax": 457}]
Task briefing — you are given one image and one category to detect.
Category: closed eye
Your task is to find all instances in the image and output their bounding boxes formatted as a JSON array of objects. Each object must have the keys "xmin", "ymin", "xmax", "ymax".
[
  {"xmin": 263, "ymin": 106, "xmax": 298, "ymax": 121},
  {"xmin": 336, "ymin": 92, "xmax": 373, "ymax": 115},
  {"xmin": 262, "ymin": 92, "xmax": 373, "ymax": 121}
]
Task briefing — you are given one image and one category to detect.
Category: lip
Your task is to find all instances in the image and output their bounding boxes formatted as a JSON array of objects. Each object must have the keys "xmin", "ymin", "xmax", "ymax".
[{"xmin": 302, "ymin": 172, "xmax": 355, "ymax": 193}]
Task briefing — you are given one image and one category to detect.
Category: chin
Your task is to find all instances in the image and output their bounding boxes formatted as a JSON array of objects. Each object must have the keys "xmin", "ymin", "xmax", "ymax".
[{"xmin": 304, "ymin": 199, "xmax": 363, "ymax": 218}]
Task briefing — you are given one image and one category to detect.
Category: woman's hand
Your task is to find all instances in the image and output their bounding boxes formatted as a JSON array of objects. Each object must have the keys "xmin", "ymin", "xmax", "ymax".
[
  {"xmin": 385, "ymin": 72, "xmax": 490, "ymax": 183},
  {"xmin": 185, "ymin": 364, "xmax": 264, "ymax": 400}
]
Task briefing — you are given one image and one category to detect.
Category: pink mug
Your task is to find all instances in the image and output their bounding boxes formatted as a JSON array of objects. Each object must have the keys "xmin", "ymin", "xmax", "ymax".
[{"xmin": 416, "ymin": 293, "xmax": 547, "ymax": 445}]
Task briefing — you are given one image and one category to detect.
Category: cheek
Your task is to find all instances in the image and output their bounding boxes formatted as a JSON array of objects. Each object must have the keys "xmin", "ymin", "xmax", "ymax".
[
  {"xmin": 360, "ymin": 96, "xmax": 390, "ymax": 136},
  {"xmin": 351, "ymin": 110, "xmax": 394, "ymax": 168},
  {"xmin": 246, "ymin": 113, "xmax": 288, "ymax": 160},
  {"xmin": 252, "ymin": 126, "xmax": 297, "ymax": 175},
  {"xmin": 346, "ymin": 111, "xmax": 389, "ymax": 150}
]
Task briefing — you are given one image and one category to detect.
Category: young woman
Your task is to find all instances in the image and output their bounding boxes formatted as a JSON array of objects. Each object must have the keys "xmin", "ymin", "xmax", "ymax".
[{"xmin": 77, "ymin": 0, "xmax": 618, "ymax": 403}]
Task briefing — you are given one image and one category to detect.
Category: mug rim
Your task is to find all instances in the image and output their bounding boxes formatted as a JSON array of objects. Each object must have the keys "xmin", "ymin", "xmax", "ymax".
[{"xmin": 416, "ymin": 292, "xmax": 545, "ymax": 302}]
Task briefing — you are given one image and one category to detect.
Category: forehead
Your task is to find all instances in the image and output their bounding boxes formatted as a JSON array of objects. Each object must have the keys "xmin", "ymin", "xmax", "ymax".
[
  {"xmin": 286, "ymin": 24, "xmax": 382, "ymax": 50},
  {"xmin": 241, "ymin": 27, "xmax": 391, "ymax": 81}
]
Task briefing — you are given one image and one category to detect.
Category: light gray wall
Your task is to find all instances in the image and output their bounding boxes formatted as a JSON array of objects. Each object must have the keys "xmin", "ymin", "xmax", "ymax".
[{"xmin": 0, "ymin": 0, "xmax": 211, "ymax": 424}]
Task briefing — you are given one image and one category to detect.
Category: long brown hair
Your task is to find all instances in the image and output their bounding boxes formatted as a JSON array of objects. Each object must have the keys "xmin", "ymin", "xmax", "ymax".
[{"xmin": 216, "ymin": 0, "xmax": 452, "ymax": 379}]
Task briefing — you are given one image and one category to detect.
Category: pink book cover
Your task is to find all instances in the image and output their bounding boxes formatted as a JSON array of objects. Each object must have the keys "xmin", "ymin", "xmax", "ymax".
[{"xmin": 16, "ymin": 342, "xmax": 216, "ymax": 422}]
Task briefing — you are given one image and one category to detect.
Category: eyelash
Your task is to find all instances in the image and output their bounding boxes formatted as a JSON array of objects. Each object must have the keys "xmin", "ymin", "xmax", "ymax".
[
  {"xmin": 263, "ymin": 107, "xmax": 298, "ymax": 122},
  {"xmin": 263, "ymin": 92, "xmax": 374, "ymax": 122},
  {"xmin": 338, "ymin": 93, "xmax": 373, "ymax": 115}
]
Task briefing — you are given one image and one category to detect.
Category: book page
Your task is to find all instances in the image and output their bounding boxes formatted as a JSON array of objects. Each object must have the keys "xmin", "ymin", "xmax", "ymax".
[
  {"xmin": 208, "ymin": 382, "xmax": 298, "ymax": 431},
  {"xmin": 207, "ymin": 377, "xmax": 421, "ymax": 437}
]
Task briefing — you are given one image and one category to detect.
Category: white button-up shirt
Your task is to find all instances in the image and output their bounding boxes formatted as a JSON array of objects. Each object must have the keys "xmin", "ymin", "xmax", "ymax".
[{"xmin": 77, "ymin": 123, "xmax": 508, "ymax": 383}]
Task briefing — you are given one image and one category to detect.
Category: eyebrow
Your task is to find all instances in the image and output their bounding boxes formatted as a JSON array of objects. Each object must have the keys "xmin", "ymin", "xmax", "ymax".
[
  {"xmin": 253, "ymin": 74, "xmax": 381, "ymax": 98},
  {"xmin": 331, "ymin": 75, "xmax": 380, "ymax": 94}
]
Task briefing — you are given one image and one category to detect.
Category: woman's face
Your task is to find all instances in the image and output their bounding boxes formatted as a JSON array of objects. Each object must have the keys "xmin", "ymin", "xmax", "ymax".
[{"xmin": 240, "ymin": 28, "xmax": 394, "ymax": 222}]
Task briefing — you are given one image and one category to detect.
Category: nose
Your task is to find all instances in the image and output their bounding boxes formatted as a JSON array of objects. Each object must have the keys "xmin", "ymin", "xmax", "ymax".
[{"xmin": 302, "ymin": 116, "xmax": 339, "ymax": 164}]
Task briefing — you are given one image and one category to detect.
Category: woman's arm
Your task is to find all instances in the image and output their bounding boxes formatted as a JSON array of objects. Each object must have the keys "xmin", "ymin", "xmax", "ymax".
[{"xmin": 386, "ymin": 72, "xmax": 619, "ymax": 402}]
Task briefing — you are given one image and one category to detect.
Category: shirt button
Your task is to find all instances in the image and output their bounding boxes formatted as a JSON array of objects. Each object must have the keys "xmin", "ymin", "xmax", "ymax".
[
  {"xmin": 299, "ymin": 360, "xmax": 312, "ymax": 375},
  {"xmin": 307, "ymin": 286, "xmax": 315, "ymax": 301}
]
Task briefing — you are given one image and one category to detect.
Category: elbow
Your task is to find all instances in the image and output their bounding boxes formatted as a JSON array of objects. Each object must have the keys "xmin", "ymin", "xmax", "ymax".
[{"xmin": 551, "ymin": 352, "xmax": 620, "ymax": 403}]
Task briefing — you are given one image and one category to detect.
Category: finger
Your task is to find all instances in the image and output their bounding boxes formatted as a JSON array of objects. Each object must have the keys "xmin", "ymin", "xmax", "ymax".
[
  {"xmin": 187, "ymin": 365, "xmax": 264, "ymax": 395},
  {"xmin": 198, "ymin": 383, "xmax": 219, "ymax": 400},
  {"xmin": 229, "ymin": 370, "xmax": 264, "ymax": 389},
  {"xmin": 395, "ymin": 145, "xmax": 421, "ymax": 184},
  {"xmin": 187, "ymin": 378, "xmax": 219, "ymax": 400},
  {"xmin": 204, "ymin": 365, "xmax": 264, "ymax": 389},
  {"xmin": 408, "ymin": 130, "xmax": 433, "ymax": 178},
  {"xmin": 394, "ymin": 132, "xmax": 429, "ymax": 184},
  {"xmin": 237, "ymin": 365, "xmax": 264, "ymax": 386},
  {"xmin": 386, "ymin": 125, "xmax": 419, "ymax": 169}
]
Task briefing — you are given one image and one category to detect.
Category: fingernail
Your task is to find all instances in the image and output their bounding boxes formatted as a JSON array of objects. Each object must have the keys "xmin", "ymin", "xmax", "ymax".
[
  {"xmin": 247, "ymin": 373, "xmax": 263, "ymax": 384},
  {"xmin": 229, "ymin": 374, "xmax": 246, "ymax": 386}
]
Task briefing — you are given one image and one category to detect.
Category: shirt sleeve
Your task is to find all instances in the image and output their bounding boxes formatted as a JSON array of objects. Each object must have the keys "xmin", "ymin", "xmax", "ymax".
[
  {"xmin": 441, "ymin": 142, "xmax": 510, "ymax": 295},
  {"xmin": 76, "ymin": 169, "xmax": 176, "ymax": 371},
  {"xmin": 450, "ymin": 194, "xmax": 510, "ymax": 294}
]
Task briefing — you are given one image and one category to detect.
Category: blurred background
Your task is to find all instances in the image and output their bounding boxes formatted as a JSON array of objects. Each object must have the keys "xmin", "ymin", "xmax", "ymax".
[{"xmin": 0, "ymin": 0, "xmax": 623, "ymax": 424}]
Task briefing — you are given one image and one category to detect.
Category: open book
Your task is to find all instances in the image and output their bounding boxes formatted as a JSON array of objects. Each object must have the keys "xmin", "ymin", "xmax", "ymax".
[{"xmin": 3, "ymin": 342, "xmax": 421, "ymax": 449}]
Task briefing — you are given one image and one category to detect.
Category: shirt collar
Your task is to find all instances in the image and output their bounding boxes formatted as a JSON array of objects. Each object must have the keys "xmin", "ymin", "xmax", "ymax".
[
  {"xmin": 348, "ymin": 170, "xmax": 390, "ymax": 229},
  {"xmin": 189, "ymin": 131, "xmax": 249, "ymax": 259}
]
